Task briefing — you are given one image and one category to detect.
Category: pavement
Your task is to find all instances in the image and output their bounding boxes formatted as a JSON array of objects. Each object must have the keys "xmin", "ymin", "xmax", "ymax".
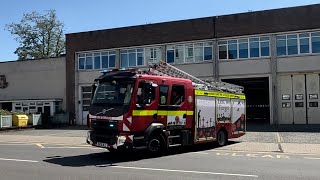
[{"xmin": 0, "ymin": 128, "xmax": 319, "ymax": 179}]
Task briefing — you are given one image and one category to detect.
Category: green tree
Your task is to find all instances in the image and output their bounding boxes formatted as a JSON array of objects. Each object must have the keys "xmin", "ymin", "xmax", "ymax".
[{"xmin": 5, "ymin": 10, "xmax": 65, "ymax": 60}]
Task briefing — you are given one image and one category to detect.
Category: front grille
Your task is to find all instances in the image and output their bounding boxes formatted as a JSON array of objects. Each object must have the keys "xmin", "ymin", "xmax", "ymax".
[
  {"xmin": 91, "ymin": 120, "xmax": 118, "ymax": 132},
  {"xmin": 90, "ymin": 132, "xmax": 117, "ymax": 145}
]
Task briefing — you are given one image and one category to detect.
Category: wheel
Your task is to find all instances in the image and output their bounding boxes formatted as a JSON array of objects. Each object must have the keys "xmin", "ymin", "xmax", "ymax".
[
  {"xmin": 147, "ymin": 133, "xmax": 166, "ymax": 155},
  {"xmin": 217, "ymin": 130, "xmax": 228, "ymax": 146}
]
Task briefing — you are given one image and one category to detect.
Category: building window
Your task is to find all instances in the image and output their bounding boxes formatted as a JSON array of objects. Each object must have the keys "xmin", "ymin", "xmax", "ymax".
[
  {"xmin": 121, "ymin": 48, "xmax": 144, "ymax": 68},
  {"xmin": 166, "ymin": 41, "xmax": 213, "ymax": 64},
  {"xmin": 311, "ymin": 32, "xmax": 320, "ymax": 53},
  {"xmin": 249, "ymin": 37, "xmax": 259, "ymax": 58},
  {"xmin": 260, "ymin": 37, "xmax": 270, "ymax": 57},
  {"xmin": 276, "ymin": 35, "xmax": 287, "ymax": 56},
  {"xmin": 78, "ymin": 51, "xmax": 116, "ymax": 70},
  {"xmin": 299, "ymin": 33, "xmax": 310, "ymax": 54},
  {"xmin": 276, "ymin": 31, "xmax": 320, "ymax": 57},
  {"xmin": 228, "ymin": 40, "xmax": 238, "ymax": 59},
  {"xmin": 94, "ymin": 53, "xmax": 101, "ymax": 69},
  {"xmin": 203, "ymin": 42, "xmax": 213, "ymax": 61},
  {"xmin": 85, "ymin": 53, "xmax": 93, "ymax": 69},
  {"xmin": 78, "ymin": 54, "xmax": 85, "ymax": 69},
  {"xmin": 238, "ymin": 39, "xmax": 249, "ymax": 59},
  {"xmin": 218, "ymin": 41, "xmax": 227, "ymax": 59},
  {"xmin": 218, "ymin": 36, "xmax": 269, "ymax": 60},
  {"xmin": 146, "ymin": 47, "xmax": 161, "ymax": 64},
  {"xmin": 287, "ymin": 35, "xmax": 298, "ymax": 55}
]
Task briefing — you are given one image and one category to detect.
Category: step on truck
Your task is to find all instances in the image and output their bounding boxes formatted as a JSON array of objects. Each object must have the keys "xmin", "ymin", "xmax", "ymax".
[{"xmin": 86, "ymin": 61, "xmax": 246, "ymax": 153}]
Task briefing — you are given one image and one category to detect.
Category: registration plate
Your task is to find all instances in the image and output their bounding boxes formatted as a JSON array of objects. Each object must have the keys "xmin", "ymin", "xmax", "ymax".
[{"xmin": 96, "ymin": 142, "xmax": 108, "ymax": 148}]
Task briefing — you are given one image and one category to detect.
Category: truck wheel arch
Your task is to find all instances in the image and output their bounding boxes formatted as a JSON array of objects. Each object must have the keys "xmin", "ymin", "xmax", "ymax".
[{"xmin": 144, "ymin": 123, "xmax": 168, "ymax": 147}]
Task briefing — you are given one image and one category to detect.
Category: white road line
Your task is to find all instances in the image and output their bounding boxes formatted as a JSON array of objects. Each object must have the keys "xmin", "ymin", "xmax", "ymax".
[
  {"xmin": 111, "ymin": 166, "xmax": 258, "ymax": 178},
  {"xmin": 36, "ymin": 143, "xmax": 45, "ymax": 148},
  {"xmin": 276, "ymin": 132, "xmax": 281, "ymax": 143},
  {"xmin": 190, "ymin": 152, "xmax": 209, "ymax": 155},
  {"xmin": 0, "ymin": 158, "xmax": 38, "ymax": 163},
  {"xmin": 304, "ymin": 157, "xmax": 320, "ymax": 160},
  {"xmin": 45, "ymin": 146, "xmax": 102, "ymax": 150}
]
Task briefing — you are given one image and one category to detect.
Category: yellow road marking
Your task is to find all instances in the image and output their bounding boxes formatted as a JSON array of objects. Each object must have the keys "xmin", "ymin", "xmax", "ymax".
[{"xmin": 35, "ymin": 143, "xmax": 45, "ymax": 148}]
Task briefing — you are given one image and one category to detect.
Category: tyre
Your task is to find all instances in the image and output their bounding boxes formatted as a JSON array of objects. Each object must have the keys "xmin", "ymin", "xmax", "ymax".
[
  {"xmin": 147, "ymin": 133, "xmax": 166, "ymax": 155},
  {"xmin": 217, "ymin": 130, "xmax": 228, "ymax": 146}
]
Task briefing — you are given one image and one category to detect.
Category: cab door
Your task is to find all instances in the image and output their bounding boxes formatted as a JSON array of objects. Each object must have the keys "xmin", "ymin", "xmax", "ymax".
[{"xmin": 167, "ymin": 82, "xmax": 187, "ymax": 127}]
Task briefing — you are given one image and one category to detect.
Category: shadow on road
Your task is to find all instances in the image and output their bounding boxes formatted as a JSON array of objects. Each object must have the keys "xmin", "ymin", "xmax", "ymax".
[{"xmin": 43, "ymin": 141, "xmax": 238, "ymax": 167}]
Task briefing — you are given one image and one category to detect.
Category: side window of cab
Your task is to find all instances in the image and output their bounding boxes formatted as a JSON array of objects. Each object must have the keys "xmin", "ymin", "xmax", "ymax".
[
  {"xmin": 137, "ymin": 81, "xmax": 156, "ymax": 105},
  {"xmin": 159, "ymin": 85, "xmax": 169, "ymax": 105},
  {"xmin": 170, "ymin": 85, "xmax": 185, "ymax": 106}
]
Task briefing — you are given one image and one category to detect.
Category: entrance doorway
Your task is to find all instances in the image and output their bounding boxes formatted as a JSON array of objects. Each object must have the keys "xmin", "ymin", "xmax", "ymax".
[{"xmin": 222, "ymin": 77, "xmax": 270, "ymax": 125}]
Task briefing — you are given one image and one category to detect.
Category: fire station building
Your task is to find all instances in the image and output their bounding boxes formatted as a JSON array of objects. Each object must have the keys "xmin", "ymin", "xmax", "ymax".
[{"xmin": 65, "ymin": 4, "xmax": 320, "ymax": 126}]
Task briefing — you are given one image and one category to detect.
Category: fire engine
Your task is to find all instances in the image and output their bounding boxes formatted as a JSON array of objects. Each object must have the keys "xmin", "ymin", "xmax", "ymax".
[{"xmin": 86, "ymin": 61, "xmax": 246, "ymax": 153}]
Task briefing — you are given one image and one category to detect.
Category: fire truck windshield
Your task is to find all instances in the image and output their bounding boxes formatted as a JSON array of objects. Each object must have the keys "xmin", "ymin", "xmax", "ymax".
[{"xmin": 92, "ymin": 80, "xmax": 134, "ymax": 106}]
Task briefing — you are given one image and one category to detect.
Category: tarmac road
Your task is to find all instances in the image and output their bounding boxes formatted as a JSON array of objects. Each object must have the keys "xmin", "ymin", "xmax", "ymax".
[{"xmin": 0, "ymin": 142, "xmax": 319, "ymax": 180}]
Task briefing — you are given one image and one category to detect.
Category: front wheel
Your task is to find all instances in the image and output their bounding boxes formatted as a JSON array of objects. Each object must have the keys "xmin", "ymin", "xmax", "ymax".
[
  {"xmin": 217, "ymin": 130, "xmax": 228, "ymax": 146},
  {"xmin": 147, "ymin": 134, "xmax": 166, "ymax": 155}
]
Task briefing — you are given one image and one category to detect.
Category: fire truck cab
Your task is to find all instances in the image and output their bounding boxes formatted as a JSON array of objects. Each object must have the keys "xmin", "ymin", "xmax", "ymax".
[{"xmin": 87, "ymin": 62, "xmax": 246, "ymax": 153}]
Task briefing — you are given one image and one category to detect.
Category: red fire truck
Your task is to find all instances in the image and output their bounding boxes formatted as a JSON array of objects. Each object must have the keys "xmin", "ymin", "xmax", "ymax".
[{"xmin": 86, "ymin": 61, "xmax": 246, "ymax": 153}]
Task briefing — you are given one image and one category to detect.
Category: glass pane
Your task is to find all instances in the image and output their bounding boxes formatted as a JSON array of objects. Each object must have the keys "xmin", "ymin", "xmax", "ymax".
[
  {"xmin": 94, "ymin": 55, "xmax": 101, "ymax": 69},
  {"xmin": 218, "ymin": 41, "xmax": 227, "ymax": 45},
  {"xmin": 129, "ymin": 52, "xmax": 136, "ymax": 67},
  {"xmin": 109, "ymin": 51, "xmax": 116, "ymax": 55},
  {"xmin": 276, "ymin": 36, "xmax": 286, "ymax": 40},
  {"xmin": 311, "ymin": 32, "xmax": 320, "ymax": 37},
  {"xmin": 250, "ymin": 37, "xmax": 259, "ymax": 42},
  {"xmin": 300, "ymin": 38, "xmax": 310, "ymax": 54},
  {"xmin": 82, "ymin": 86, "xmax": 92, "ymax": 92},
  {"xmin": 260, "ymin": 36, "xmax": 270, "ymax": 41},
  {"xmin": 276, "ymin": 40, "xmax": 287, "ymax": 56},
  {"xmin": 194, "ymin": 45, "xmax": 203, "ymax": 62},
  {"xmin": 250, "ymin": 42, "xmax": 259, "ymax": 57},
  {"xmin": 287, "ymin": 39, "xmax": 298, "ymax": 55},
  {"xmin": 260, "ymin": 41, "xmax": 270, "ymax": 56},
  {"xmin": 101, "ymin": 52, "xmax": 108, "ymax": 56},
  {"xmin": 228, "ymin": 40, "xmax": 237, "ymax": 44},
  {"xmin": 299, "ymin": 33, "xmax": 309, "ymax": 38},
  {"xmin": 137, "ymin": 48, "xmax": 143, "ymax": 52},
  {"xmin": 175, "ymin": 45, "xmax": 184, "ymax": 64},
  {"xmin": 287, "ymin": 34, "xmax": 297, "ymax": 39},
  {"xmin": 219, "ymin": 45, "xmax": 227, "ymax": 59},
  {"xmin": 204, "ymin": 47, "xmax": 213, "ymax": 60},
  {"xmin": 79, "ymin": 53, "xmax": 85, "ymax": 58},
  {"xmin": 239, "ymin": 43, "xmax": 248, "ymax": 58},
  {"xmin": 228, "ymin": 44, "xmax": 238, "ymax": 59},
  {"xmin": 312, "ymin": 37, "xmax": 320, "ymax": 53},
  {"xmin": 137, "ymin": 53, "xmax": 143, "ymax": 66},
  {"xmin": 128, "ymin": 49, "xmax": 135, "ymax": 53},
  {"xmin": 109, "ymin": 55, "xmax": 116, "ymax": 67},
  {"xmin": 167, "ymin": 50, "xmax": 175, "ymax": 63},
  {"xmin": 85, "ymin": 56, "xmax": 93, "ymax": 69},
  {"xmin": 121, "ymin": 53, "xmax": 128, "ymax": 67},
  {"xmin": 82, "ymin": 93, "xmax": 92, "ymax": 99},
  {"xmin": 79, "ymin": 58, "xmax": 85, "ymax": 69},
  {"xmin": 238, "ymin": 39, "xmax": 248, "ymax": 43},
  {"xmin": 185, "ymin": 46, "xmax": 194, "ymax": 63},
  {"xmin": 101, "ymin": 55, "xmax": 108, "ymax": 68}
]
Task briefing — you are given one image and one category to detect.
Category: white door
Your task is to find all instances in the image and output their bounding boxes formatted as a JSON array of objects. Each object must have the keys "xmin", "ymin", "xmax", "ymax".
[
  {"xmin": 306, "ymin": 74, "xmax": 320, "ymax": 124},
  {"xmin": 292, "ymin": 75, "xmax": 307, "ymax": 124},
  {"xmin": 279, "ymin": 75, "xmax": 294, "ymax": 124},
  {"xmin": 81, "ymin": 86, "xmax": 92, "ymax": 126}
]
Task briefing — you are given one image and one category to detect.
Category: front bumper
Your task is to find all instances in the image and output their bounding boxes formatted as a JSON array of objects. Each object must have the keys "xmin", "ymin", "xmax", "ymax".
[{"xmin": 87, "ymin": 131, "xmax": 132, "ymax": 149}]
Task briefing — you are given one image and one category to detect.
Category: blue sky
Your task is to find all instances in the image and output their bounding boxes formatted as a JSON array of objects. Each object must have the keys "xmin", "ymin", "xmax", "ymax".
[{"xmin": 0, "ymin": 0, "xmax": 319, "ymax": 61}]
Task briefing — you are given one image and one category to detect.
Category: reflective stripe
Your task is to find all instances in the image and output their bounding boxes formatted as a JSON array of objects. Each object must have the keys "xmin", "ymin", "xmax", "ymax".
[
  {"xmin": 132, "ymin": 110, "xmax": 157, "ymax": 116},
  {"xmin": 195, "ymin": 90, "xmax": 246, "ymax": 99},
  {"xmin": 132, "ymin": 110, "xmax": 194, "ymax": 116}
]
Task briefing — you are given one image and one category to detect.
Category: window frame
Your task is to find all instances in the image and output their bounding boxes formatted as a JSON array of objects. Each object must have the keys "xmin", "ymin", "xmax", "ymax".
[
  {"xmin": 120, "ymin": 48, "xmax": 145, "ymax": 68},
  {"xmin": 78, "ymin": 51, "xmax": 116, "ymax": 71}
]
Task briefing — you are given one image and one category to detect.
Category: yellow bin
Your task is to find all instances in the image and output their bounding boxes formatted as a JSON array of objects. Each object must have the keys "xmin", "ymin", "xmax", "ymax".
[{"xmin": 12, "ymin": 115, "xmax": 29, "ymax": 127}]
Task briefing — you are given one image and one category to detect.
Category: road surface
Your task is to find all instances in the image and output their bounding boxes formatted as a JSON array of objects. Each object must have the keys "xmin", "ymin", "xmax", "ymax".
[{"xmin": 0, "ymin": 142, "xmax": 319, "ymax": 180}]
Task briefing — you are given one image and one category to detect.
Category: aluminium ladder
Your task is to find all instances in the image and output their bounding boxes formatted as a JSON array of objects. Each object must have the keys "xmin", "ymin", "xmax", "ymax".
[{"xmin": 138, "ymin": 60, "xmax": 244, "ymax": 94}]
